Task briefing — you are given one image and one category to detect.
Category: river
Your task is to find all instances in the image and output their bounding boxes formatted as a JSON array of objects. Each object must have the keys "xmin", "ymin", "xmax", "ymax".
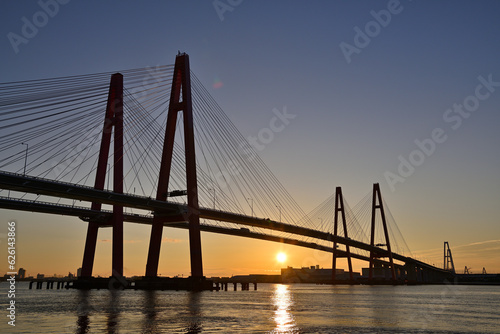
[{"xmin": 1, "ymin": 282, "xmax": 499, "ymax": 333}]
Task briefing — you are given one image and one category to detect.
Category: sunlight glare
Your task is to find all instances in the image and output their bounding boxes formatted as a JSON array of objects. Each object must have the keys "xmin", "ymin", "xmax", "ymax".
[
  {"xmin": 272, "ymin": 284, "xmax": 297, "ymax": 333},
  {"xmin": 276, "ymin": 252, "xmax": 287, "ymax": 263}
]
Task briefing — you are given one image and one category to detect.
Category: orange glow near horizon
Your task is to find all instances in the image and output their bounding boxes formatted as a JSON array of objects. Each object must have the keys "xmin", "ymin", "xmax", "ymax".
[{"xmin": 1, "ymin": 210, "xmax": 499, "ymax": 278}]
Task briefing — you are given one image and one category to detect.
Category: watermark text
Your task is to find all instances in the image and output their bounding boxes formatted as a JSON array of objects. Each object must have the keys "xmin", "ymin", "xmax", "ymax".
[
  {"xmin": 6, "ymin": 221, "xmax": 17, "ymax": 327},
  {"xmin": 7, "ymin": 0, "xmax": 71, "ymax": 54},
  {"xmin": 384, "ymin": 74, "xmax": 500, "ymax": 191}
]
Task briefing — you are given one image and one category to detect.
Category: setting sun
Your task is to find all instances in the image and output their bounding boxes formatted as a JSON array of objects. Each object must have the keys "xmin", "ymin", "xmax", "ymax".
[{"xmin": 276, "ymin": 252, "xmax": 287, "ymax": 263}]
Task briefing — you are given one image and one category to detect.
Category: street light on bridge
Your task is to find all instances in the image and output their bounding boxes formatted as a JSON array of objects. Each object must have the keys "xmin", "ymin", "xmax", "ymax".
[
  {"xmin": 21, "ymin": 142, "xmax": 28, "ymax": 176},
  {"xmin": 247, "ymin": 198, "xmax": 253, "ymax": 217},
  {"xmin": 208, "ymin": 188, "xmax": 216, "ymax": 209}
]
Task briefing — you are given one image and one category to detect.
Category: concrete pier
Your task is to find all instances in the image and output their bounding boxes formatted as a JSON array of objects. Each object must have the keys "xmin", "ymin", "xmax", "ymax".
[{"xmin": 29, "ymin": 279, "xmax": 72, "ymax": 290}]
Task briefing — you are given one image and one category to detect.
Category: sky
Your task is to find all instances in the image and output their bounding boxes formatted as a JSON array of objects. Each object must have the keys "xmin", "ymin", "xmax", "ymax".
[{"xmin": 0, "ymin": 0, "xmax": 499, "ymax": 277}]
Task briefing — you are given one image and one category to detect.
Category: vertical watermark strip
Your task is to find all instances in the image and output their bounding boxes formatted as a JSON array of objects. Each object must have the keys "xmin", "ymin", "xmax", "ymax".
[{"xmin": 6, "ymin": 221, "xmax": 17, "ymax": 327}]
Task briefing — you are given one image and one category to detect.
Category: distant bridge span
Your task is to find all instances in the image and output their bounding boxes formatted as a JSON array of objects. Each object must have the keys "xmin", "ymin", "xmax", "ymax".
[{"xmin": 0, "ymin": 171, "xmax": 450, "ymax": 280}]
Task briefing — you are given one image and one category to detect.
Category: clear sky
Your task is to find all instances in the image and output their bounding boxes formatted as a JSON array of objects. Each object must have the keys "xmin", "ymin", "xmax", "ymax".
[{"xmin": 1, "ymin": 0, "xmax": 499, "ymax": 277}]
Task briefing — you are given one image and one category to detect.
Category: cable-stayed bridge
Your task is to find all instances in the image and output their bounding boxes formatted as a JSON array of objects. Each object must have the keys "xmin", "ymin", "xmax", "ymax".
[{"xmin": 0, "ymin": 53, "xmax": 453, "ymax": 289}]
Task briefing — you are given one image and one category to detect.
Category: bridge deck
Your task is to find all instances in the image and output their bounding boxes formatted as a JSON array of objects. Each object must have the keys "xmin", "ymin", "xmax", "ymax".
[{"xmin": 0, "ymin": 171, "xmax": 448, "ymax": 274}]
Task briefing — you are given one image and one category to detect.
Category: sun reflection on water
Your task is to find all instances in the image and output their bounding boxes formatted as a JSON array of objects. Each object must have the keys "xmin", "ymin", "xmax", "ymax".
[{"xmin": 271, "ymin": 284, "xmax": 299, "ymax": 333}]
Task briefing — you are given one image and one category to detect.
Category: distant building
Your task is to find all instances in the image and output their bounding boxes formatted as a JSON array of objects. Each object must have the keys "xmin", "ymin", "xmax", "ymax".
[
  {"xmin": 77, "ymin": 268, "xmax": 82, "ymax": 277},
  {"xmin": 361, "ymin": 263, "xmax": 402, "ymax": 280},
  {"xmin": 36, "ymin": 274, "xmax": 44, "ymax": 279},
  {"xmin": 281, "ymin": 265, "xmax": 360, "ymax": 283},
  {"xmin": 18, "ymin": 268, "xmax": 26, "ymax": 279}
]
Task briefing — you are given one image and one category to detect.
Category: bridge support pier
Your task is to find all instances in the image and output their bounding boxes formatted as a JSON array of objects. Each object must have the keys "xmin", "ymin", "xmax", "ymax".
[
  {"xmin": 368, "ymin": 183, "xmax": 397, "ymax": 282},
  {"xmin": 145, "ymin": 53, "xmax": 203, "ymax": 280},
  {"xmin": 332, "ymin": 186, "xmax": 353, "ymax": 281},
  {"xmin": 81, "ymin": 73, "xmax": 124, "ymax": 278},
  {"xmin": 444, "ymin": 241, "xmax": 455, "ymax": 273}
]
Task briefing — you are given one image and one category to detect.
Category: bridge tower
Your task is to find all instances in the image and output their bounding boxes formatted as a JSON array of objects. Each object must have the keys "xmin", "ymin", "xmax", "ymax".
[
  {"xmin": 332, "ymin": 186, "xmax": 353, "ymax": 281},
  {"xmin": 368, "ymin": 183, "xmax": 396, "ymax": 281},
  {"xmin": 81, "ymin": 73, "xmax": 124, "ymax": 278},
  {"xmin": 443, "ymin": 241, "xmax": 455, "ymax": 273},
  {"xmin": 145, "ymin": 53, "xmax": 203, "ymax": 279}
]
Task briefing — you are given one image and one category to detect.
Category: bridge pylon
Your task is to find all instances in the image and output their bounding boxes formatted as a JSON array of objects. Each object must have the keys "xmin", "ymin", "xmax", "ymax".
[
  {"xmin": 81, "ymin": 73, "xmax": 124, "ymax": 278},
  {"xmin": 368, "ymin": 183, "xmax": 397, "ymax": 281},
  {"xmin": 444, "ymin": 241, "xmax": 455, "ymax": 273},
  {"xmin": 332, "ymin": 186, "xmax": 353, "ymax": 281},
  {"xmin": 145, "ymin": 53, "xmax": 203, "ymax": 279}
]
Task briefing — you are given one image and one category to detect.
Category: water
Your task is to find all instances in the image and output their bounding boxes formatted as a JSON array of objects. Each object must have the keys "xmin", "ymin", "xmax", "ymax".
[{"xmin": 1, "ymin": 282, "xmax": 499, "ymax": 333}]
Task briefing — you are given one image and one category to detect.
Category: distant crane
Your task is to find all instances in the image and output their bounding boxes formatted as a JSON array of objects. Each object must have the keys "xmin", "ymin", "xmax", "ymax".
[
  {"xmin": 482, "ymin": 267, "xmax": 487, "ymax": 274},
  {"xmin": 464, "ymin": 266, "xmax": 471, "ymax": 274}
]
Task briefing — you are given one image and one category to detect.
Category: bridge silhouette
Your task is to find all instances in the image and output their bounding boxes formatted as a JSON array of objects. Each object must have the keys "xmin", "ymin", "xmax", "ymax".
[{"xmin": 0, "ymin": 53, "xmax": 453, "ymax": 289}]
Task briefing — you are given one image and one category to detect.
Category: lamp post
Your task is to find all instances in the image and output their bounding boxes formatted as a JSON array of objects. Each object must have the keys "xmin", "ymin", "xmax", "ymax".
[
  {"xmin": 21, "ymin": 142, "xmax": 28, "ymax": 175},
  {"xmin": 247, "ymin": 198, "xmax": 253, "ymax": 217},
  {"xmin": 208, "ymin": 188, "xmax": 216, "ymax": 209}
]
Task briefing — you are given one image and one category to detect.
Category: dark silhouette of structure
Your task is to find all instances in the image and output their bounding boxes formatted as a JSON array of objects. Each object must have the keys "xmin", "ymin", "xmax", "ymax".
[
  {"xmin": 81, "ymin": 73, "xmax": 124, "ymax": 278},
  {"xmin": 331, "ymin": 186, "xmax": 353, "ymax": 281},
  {"xmin": 444, "ymin": 241, "xmax": 455, "ymax": 273},
  {"xmin": 369, "ymin": 183, "xmax": 396, "ymax": 280},
  {"xmin": 145, "ymin": 53, "xmax": 203, "ymax": 280}
]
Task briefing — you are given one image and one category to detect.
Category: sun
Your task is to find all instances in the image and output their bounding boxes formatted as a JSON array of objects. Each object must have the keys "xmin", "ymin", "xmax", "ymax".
[{"xmin": 276, "ymin": 252, "xmax": 287, "ymax": 263}]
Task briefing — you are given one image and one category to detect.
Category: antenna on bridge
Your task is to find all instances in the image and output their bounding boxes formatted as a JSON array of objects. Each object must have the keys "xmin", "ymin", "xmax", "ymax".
[
  {"xmin": 81, "ymin": 73, "xmax": 124, "ymax": 278},
  {"xmin": 145, "ymin": 53, "xmax": 204, "ymax": 279},
  {"xmin": 332, "ymin": 186, "xmax": 353, "ymax": 281},
  {"xmin": 443, "ymin": 241, "xmax": 455, "ymax": 274},
  {"xmin": 368, "ymin": 183, "xmax": 397, "ymax": 281}
]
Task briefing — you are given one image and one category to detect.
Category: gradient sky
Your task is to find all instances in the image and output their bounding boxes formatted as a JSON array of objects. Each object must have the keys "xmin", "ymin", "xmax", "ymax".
[{"xmin": 1, "ymin": 0, "xmax": 499, "ymax": 277}]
